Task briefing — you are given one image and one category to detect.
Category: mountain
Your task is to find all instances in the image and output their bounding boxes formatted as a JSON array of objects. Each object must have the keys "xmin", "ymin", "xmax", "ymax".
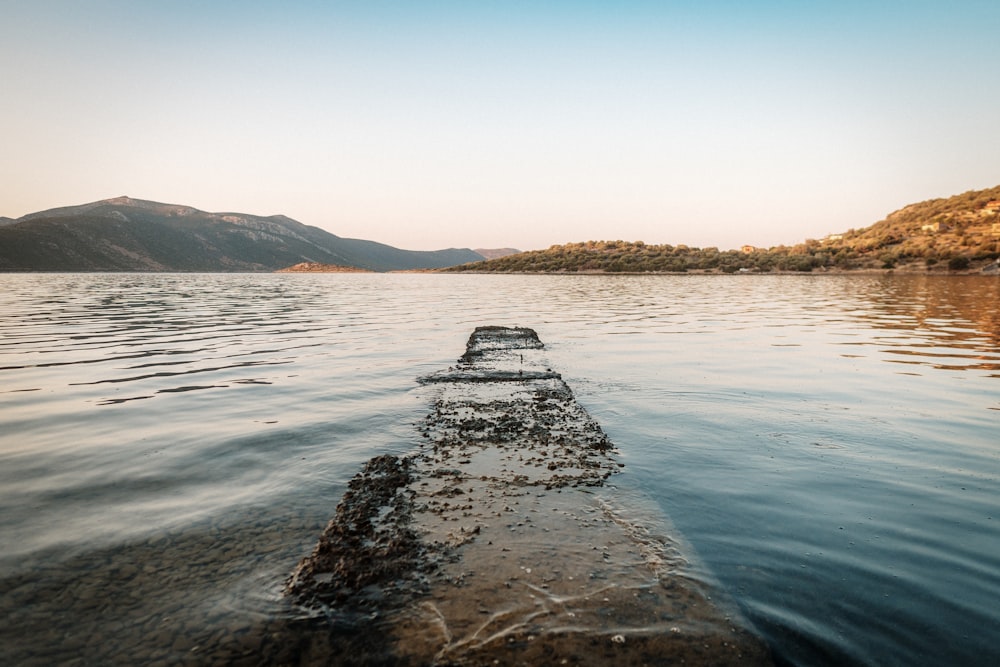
[
  {"xmin": 0, "ymin": 196, "xmax": 484, "ymax": 272},
  {"xmin": 473, "ymin": 247, "xmax": 521, "ymax": 260},
  {"xmin": 445, "ymin": 185, "xmax": 1000, "ymax": 273}
]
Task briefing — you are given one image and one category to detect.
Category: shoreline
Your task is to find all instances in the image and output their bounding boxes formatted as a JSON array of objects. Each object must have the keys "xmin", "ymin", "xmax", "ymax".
[
  {"xmin": 0, "ymin": 265, "xmax": 996, "ymax": 275},
  {"xmin": 437, "ymin": 261, "xmax": 1000, "ymax": 276}
]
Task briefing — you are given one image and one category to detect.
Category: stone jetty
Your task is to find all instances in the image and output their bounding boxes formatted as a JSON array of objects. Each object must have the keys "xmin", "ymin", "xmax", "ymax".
[{"xmin": 285, "ymin": 326, "xmax": 773, "ymax": 665}]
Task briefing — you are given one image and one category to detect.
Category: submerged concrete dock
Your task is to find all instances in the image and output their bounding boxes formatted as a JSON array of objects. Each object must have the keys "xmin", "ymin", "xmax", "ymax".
[{"xmin": 286, "ymin": 326, "xmax": 772, "ymax": 665}]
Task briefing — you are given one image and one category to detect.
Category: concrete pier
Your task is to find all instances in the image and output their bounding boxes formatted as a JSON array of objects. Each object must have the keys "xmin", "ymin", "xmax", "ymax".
[{"xmin": 286, "ymin": 326, "xmax": 772, "ymax": 665}]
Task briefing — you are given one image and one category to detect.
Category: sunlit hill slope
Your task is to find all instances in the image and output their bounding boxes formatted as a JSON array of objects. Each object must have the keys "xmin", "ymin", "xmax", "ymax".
[{"xmin": 445, "ymin": 186, "xmax": 1000, "ymax": 274}]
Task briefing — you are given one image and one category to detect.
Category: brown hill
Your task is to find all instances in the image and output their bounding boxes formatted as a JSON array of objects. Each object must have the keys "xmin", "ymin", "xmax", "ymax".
[
  {"xmin": 446, "ymin": 185, "xmax": 1000, "ymax": 274},
  {"xmin": 810, "ymin": 186, "xmax": 1000, "ymax": 269},
  {"xmin": 277, "ymin": 262, "xmax": 373, "ymax": 273}
]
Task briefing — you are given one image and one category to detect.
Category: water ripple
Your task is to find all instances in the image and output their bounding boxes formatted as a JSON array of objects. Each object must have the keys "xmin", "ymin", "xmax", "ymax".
[{"xmin": 1, "ymin": 273, "xmax": 998, "ymax": 666}]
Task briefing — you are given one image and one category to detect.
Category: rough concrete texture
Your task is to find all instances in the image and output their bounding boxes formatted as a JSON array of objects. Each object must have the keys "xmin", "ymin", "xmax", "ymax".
[{"xmin": 286, "ymin": 326, "xmax": 773, "ymax": 665}]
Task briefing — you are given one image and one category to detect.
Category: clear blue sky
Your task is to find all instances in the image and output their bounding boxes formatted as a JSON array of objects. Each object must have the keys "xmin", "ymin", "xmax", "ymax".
[{"xmin": 2, "ymin": 1, "xmax": 998, "ymax": 251}]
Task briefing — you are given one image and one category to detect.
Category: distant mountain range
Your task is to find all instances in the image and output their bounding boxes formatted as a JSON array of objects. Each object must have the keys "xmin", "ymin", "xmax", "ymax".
[
  {"xmin": 0, "ymin": 197, "xmax": 488, "ymax": 272},
  {"xmin": 473, "ymin": 247, "xmax": 521, "ymax": 260}
]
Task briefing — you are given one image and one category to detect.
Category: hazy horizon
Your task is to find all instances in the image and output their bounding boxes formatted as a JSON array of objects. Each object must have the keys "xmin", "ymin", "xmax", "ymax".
[{"xmin": 2, "ymin": 1, "xmax": 998, "ymax": 252}]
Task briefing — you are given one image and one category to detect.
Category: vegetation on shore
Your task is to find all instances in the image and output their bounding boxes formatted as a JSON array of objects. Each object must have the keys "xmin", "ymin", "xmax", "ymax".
[
  {"xmin": 444, "ymin": 186, "xmax": 1000, "ymax": 274},
  {"xmin": 276, "ymin": 262, "xmax": 373, "ymax": 273}
]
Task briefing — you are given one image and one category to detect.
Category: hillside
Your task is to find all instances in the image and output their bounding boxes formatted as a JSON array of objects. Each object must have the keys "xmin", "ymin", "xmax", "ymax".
[
  {"xmin": 473, "ymin": 247, "xmax": 521, "ymax": 260},
  {"xmin": 811, "ymin": 186, "xmax": 1000, "ymax": 269},
  {"xmin": 276, "ymin": 262, "xmax": 373, "ymax": 273},
  {"xmin": 445, "ymin": 186, "xmax": 1000, "ymax": 274},
  {"xmin": 0, "ymin": 197, "xmax": 483, "ymax": 272}
]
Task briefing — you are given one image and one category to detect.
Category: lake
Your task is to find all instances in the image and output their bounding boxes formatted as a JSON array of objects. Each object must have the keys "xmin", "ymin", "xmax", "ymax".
[{"xmin": 1, "ymin": 272, "xmax": 998, "ymax": 665}]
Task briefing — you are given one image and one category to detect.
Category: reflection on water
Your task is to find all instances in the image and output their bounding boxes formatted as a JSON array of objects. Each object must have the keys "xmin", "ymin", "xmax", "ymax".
[
  {"xmin": 844, "ymin": 275, "xmax": 1000, "ymax": 373},
  {"xmin": 0, "ymin": 273, "xmax": 998, "ymax": 665}
]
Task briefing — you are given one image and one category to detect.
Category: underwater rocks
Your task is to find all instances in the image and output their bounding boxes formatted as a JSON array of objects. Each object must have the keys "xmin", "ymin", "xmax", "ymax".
[
  {"xmin": 285, "ymin": 454, "xmax": 430, "ymax": 609},
  {"xmin": 286, "ymin": 326, "xmax": 773, "ymax": 665}
]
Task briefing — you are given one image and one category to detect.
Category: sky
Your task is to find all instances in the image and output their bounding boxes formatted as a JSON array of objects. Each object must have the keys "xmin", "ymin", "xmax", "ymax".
[{"xmin": 2, "ymin": 1, "xmax": 998, "ymax": 252}]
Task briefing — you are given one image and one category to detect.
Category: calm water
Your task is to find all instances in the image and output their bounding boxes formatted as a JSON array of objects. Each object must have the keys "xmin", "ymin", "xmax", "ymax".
[{"xmin": 1, "ymin": 273, "xmax": 998, "ymax": 665}]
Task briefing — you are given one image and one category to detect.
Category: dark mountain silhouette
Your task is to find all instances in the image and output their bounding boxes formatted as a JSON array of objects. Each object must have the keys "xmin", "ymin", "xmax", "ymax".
[{"xmin": 0, "ymin": 196, "xmax": 483, "ymax": 272}]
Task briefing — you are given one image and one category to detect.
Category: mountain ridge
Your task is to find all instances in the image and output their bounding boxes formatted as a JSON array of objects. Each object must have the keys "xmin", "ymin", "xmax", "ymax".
[{"xmin": 0, "ymin": 197, "xmax": 484, "ymax": 272}]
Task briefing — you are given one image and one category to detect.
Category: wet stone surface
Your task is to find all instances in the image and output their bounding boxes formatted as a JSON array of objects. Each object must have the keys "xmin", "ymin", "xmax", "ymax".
[
  {"xmin": 285, "ymin": 454, "xmax": 431, "ymax": 609},
  {"xmin": 285, "ymin": 326, "xmax": 774, "ymax": 665}
]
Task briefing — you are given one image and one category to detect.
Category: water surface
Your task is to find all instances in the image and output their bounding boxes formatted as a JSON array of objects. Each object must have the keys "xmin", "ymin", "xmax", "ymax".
[{"xmin": 1, "ymin": 273, "xmax": 997, "ymax": 665}]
